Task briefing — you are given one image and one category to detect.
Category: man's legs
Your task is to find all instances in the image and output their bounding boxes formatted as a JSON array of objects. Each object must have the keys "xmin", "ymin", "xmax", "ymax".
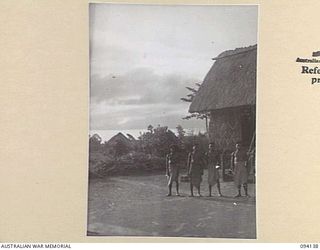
[
  {"xmin": 235, "ymin": 185, "xmax": 241, "ymax": 197},
  {"xmin": 167, "ymin": 183, "xmax": 172, "ymax": 196},
  {"xmin": 208, "ymin": 185, "xmax": 212, "ymax": 197},
  {"xmin": 217, "ymin": 179, "xmax": 222, "ymax": 196},
  {"xmin": 197, "ymin": 185, "xmax": 202, "ymax": 197},
  {"xmin": 243, "ymin": 183, "xmax": 249, "ymax": 197},
  {"xmin": 190, "ymin": 183, "xmax": 194, "ymax": 197},
  {"xmin": 176, "ymin": 181, "xmax": 180, "ymax": 196}
]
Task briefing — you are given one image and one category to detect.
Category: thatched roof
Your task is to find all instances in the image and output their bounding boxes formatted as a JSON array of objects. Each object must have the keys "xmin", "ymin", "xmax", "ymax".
[
  {"xmin": 107, "ymin": 132, "xmax": 132, "ymax": 147},
  {"xmin": 189, "ymin": 45, "xmax": 257, "ymax": 113}
]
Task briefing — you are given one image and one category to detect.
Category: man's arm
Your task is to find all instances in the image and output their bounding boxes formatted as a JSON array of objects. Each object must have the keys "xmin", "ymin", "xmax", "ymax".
[
  {"xmin": 230, "ymin": 152, "xmax": 235, "ymax": 171},
  {"xmin": 187, "ymin": 153, "xmax": 192, "ymax": 176},
  {"xmin": 165, "ymin": 154, "xmax": 169, "ymax": 176},
  {"xmin": 216, "ymin": 151, "xmax": 221, "ymax": 166}
]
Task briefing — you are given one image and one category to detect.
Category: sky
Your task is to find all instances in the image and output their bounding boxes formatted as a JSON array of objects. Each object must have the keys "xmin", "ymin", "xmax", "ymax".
[{"xmin": 89, "ymin": 4, "xmax": 258, "ymax": 136}]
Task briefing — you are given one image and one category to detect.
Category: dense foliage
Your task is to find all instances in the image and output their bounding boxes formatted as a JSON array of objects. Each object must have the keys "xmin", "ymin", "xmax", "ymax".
[{"xmin": 88, "ymin": 125, "xmax": 208, "ymax": 178}]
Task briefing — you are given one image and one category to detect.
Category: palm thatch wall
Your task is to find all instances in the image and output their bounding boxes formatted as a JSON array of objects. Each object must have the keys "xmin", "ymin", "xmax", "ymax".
[
  {"xmin": 209, "ymin": 108, "xmax": 241, "ymax": 150},
  {"xmin": 209, "ymin": 106, "xmax": 255, "ymax": 150}
]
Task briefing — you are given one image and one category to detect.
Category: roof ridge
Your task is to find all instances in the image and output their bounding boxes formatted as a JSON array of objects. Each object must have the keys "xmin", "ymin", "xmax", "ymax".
[
  {"xmin": 189, "ymin": 44, "xmax": 257, "ymax": 113},
  {"xmin": 212, "ymin": 45, "xmax": 257, "ymax": 61}
]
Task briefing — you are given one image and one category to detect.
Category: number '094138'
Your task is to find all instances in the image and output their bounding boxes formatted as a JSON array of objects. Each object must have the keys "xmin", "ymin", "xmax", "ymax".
[{"xmin": 300, "ymin": 244, "xmax": 319, "ymax": 248}]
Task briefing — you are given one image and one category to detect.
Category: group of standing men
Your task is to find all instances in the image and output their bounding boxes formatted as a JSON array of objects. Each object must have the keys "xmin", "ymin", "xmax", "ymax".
[{"xmin": 165, "ymin": 142, "xmax": 252, "ymax": 198}]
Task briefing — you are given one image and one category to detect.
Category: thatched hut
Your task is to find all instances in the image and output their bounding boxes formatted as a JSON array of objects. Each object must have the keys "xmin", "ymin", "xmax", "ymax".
[
  {"xmin": 189, "ymin": 45, "xmax": 257, "ymax": 179},
  {"xmin": 105, "ymin": 132, "xmax": 133, "ymax": 156},
  {"xmin": 107, "ymin": 132, "xmax": 132, "ymax": 146}
]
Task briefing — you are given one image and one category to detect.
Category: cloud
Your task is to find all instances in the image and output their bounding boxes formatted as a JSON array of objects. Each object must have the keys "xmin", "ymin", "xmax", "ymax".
[
  {"xmin": 90, "ymin": 68, "xmax": 199, "ymax": 105},
  {"xmin": 89, "ymin": 68, "xmax": 205, "ymax": 130},
  {"xmin": 88, "ymin": 4, "xmax": 257, "ymax": 132},
  {"xmin": 90, "ymin": 102, "xmax": 206, "ymax": 130},
  {"xmin": 89, "ymin": 4, "xmax": 257, "ymax": 78}
]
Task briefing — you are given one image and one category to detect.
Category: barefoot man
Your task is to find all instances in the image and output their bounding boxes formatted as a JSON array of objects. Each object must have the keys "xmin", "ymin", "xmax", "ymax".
[
  {"xmin": 231, "ymin": 142, "xmax": 249, "ymax": 197},
  {"xmin": 166, "ymin": 145, "xmax": 180, "ymax": 196},
  {"xmin": 187, "ymin": 144, "xmax": 204, "ymax": 197},
  {"xmin": 206, "ymin": 142, "xmax": 222, "ymax": 197}
]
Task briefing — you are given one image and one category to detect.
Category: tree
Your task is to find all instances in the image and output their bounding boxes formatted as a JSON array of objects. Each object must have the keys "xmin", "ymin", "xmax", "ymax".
[
  {"xmin": 176, "ymin": 125, "xmax": 186, "ymax": 140},
  {"xmin": 181, "ymin": 82, "xmax": 210, "ymax": 135},
  {"xmin": 138, "ymin": 130, "xmax": 154, "ymax": 155},
  {"xmin": 139, "ymin": 125, "xmax": 179, "ymax": 157},
  {"xmin": 126, "ymin": 133, "xmax": 136, "ymax": 141},
  {"xmin": 153, "ymin": 126, "xmax": 179, "ymax": 156},
  {"xmin": 147, "ymin": 125, "xmax": 154, "ymax": 134}
]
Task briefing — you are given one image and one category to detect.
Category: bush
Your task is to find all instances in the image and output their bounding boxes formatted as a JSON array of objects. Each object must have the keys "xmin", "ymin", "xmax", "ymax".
[{"xmin": 89, "ymin": 151, "xmax": 166, "ymax": 178}]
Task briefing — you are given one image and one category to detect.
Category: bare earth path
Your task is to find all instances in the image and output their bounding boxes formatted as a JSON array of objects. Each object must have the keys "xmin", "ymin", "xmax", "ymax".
[{"xmin": 87, "ymin": 171, "xmax": 256, "ymax": 239}]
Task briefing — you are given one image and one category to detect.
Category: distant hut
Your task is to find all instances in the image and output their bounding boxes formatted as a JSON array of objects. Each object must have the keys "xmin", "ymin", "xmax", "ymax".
[
  {"xmin": 106, "ymin": 132, "xmax": 133, "ymax": 157},
  {"xmin": 189, "ymin": 45, "xmax": 257, "ymax": 179},
  {"xmin": 107, "ymin": 132, "xmax": 132, "ymax": 146}
]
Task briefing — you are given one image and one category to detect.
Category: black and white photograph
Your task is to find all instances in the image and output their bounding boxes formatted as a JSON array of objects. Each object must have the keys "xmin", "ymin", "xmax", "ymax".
[{"xmin": 87, "ymin": 3, "xmax": 257, "ymax": 238}]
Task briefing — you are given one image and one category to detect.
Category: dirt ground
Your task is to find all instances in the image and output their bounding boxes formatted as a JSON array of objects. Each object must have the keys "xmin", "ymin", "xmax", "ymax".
[{"xmin": 87, "ymin": 170, "xmax": 256, "ymax": 239}]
